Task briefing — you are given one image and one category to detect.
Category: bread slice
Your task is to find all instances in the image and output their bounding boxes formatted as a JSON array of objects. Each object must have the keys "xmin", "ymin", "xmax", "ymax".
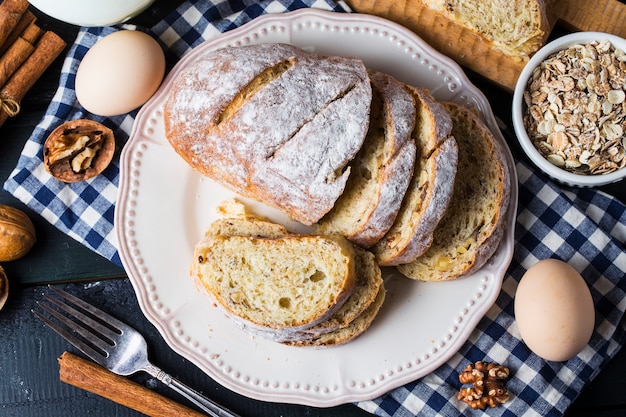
[
  {"xmin": 199, "ymin": 203, "xmax": 384, "ymax": 344},
  {"xmin": 371, "ymin": 86, "xmax": 458, "ymax": 266},
  {"xmin": 295, "ymin": 247, "xmax": 383, "ymax": 337},
  {"xmin": 200, "ymin": 199, "xmax": 292, "ymax": 239},
  {"xmin": 236, "ymin": 246, "xmax": 384, "ymax": 344},
  {"xmin": 192, "ymin": 233, "xmax": 357, "ymax": 331},
  {"xmin": 284, "ymin": 284, "xmax": 386, "ymax": 348},
  {"xmin": 316, "ymin": 71, "xmax": 417, "ymax": 248},
  {"xmin": 397, "ymin": 102, "xmax": 511, "ymax": 281},
  {"xmin": 164, "ymin": 43, "xmax": 371, "ymax": 225},
  {"xmin": 203, "ymin": 215, "xmax": 291, "ymax": 240},
  {"xmin": 420, "ymin": 0, "xmax": 549, "ymax": 57}
]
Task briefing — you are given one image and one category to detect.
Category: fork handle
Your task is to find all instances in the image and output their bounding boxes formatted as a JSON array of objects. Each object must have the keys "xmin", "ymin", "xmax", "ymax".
[{"xmin": 147, "ymin": 364, "xmax": 242, "ymax": 417}]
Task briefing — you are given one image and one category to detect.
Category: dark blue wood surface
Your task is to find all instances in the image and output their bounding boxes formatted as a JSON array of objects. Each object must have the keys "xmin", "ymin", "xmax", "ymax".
[{"xmin": 0, "ymin": 2, "xmax": 624, "ymax": 416}]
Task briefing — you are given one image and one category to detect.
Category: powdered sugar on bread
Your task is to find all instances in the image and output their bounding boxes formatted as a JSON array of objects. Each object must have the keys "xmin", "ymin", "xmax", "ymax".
[
  {"xmin": 317, "ymin": 71, "xmax": 417, "ymax": 248},
  {"xmin": 164, "ymin": 43, "xmax": 371, "ymax": 225},
  {"xmin": 372, "ymin": 86, "xmax": 457, "ymax": 266}
]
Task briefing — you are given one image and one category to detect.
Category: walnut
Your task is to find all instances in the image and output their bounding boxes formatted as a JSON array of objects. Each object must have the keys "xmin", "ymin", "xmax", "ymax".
[
  {"xmin": 457, "ymin": 361, "xmax": 510, "ymax": 410},
  {"xmin": 0, "ymin": 204, "xmax": 36, "ymax": 262},
  {"xmin": 0, "ymin": 266, "xmax": 8, "ymax": 310},
  {"xmin": 43, "ymin": 119, "xmax": 115, "ymax": 183}
]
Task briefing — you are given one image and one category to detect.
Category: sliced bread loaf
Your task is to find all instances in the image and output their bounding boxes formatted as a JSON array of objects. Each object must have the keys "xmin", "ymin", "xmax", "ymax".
[
  {"xmin": 164, "ymin": 43, "xmax": 371, "ymax": 225},
  {"xmin": 371, "ymin": 86, "xmax": 458, "ymax": 266},
  {"xmin": 316, "ymin": 71, "xmax": 417, "ymax": 248},
  {"xmin": 397, "ymin": 102, "xmax": 511, "ymax": 281},
  {"xmin": 420, "ymin": 0, "xmax": 549, "ymax": 58},
  {"xmin": 192, "ymin": 233, "xmax": 357, "ymax": 331}
]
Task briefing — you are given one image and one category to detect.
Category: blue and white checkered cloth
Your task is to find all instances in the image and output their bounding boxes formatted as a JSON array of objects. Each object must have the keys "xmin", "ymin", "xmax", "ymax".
[{"xmin": 4, "ymin": 1, "xmax": 625, "ymax": 415}]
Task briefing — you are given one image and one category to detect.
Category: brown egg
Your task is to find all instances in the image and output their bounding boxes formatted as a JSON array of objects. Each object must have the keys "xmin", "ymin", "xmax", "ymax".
[
  {"xmin": 514, "ymin": 259, "xmax": 595, "ymax": 362},
  {"xmin": 75, "ymin": 30, "xmax": 165, "ymax": 116}
]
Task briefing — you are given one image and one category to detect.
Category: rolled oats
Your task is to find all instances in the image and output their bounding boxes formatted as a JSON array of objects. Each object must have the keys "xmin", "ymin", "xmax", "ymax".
[{"xmin": 523, "ymin": 40, "xmax": 626, "ymax": 175}]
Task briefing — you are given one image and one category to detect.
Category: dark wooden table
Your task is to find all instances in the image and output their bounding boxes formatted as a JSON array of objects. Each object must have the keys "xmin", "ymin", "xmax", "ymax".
[{"xmin": 1, "ymin": 2, "xmax": 625, "ymax": 416}]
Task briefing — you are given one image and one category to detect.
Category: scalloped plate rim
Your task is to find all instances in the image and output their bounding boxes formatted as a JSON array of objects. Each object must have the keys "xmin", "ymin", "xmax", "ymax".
[{"xmin": 115, "ymin": 9, "xmax": 518, "ymax": 407}]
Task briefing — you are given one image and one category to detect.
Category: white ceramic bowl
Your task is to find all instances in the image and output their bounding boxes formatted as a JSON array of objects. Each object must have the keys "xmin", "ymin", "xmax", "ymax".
[
  {"xmin": 512, "ymin": 32, "xmax": 626, "ymax": 187},
  {"xmin": 29, "ymin": 0, "xmax": 155, "ymax": 26}
]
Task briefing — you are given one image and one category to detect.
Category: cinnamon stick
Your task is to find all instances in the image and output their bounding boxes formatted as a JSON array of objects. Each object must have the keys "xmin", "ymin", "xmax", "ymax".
[
  {"xmin": 0, "ymin": 37, "xmax": 34, "ymax": 87},
  {"xmin": 0, "ymin": 20, "xmax": 44, "ymax": 90},
  {"xmin": 58, "ymin": 352, "xmax": 206, "ymax": 417},
  {"xmin": 0, "ymin": 9, "xmax": 35, "ymax": 56},
  {"xmin": 20, "ymin": 19, "xmax": 43, "ymax": 44},
  {"xmin": 0, "ymin": 29, "xmax": 66, "ymax": 127},
  {"xmin": 0, "ymin": 0, "xmax": 30, "ymax": 51}
]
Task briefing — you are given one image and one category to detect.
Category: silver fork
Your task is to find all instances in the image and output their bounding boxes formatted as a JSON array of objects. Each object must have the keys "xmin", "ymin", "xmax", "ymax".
[{"xmin": 33, "ymin": 285, "xmax": 241, "ymax": 417}]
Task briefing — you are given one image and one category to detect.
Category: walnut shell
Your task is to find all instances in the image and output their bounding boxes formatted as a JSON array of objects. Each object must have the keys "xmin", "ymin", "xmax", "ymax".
[
  {"xmin": 0, "ymin": 266, "xmax": 8, "ymax": 310},
  {"xmin": 43, "ymin": 119, "xmax": 115, "ymax": 183},
  {"xmin": 0, "ymin": 204, "xmax": 36, "ymax": 262}
]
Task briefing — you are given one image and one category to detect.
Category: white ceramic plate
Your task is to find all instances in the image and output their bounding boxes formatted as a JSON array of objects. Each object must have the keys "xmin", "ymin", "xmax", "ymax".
[{"xmin": 116, "ymin": 9, "xmax": 518, "ymax": 407}]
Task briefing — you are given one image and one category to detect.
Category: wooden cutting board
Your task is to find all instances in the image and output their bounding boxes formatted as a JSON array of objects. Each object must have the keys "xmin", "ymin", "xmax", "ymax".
[{"xmin": 345, "ymin": 0, "xmax": 626, "ymax": 91}]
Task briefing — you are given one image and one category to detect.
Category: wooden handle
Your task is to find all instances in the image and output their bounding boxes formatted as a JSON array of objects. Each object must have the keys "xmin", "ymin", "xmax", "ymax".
[
  {"xmin": 58, "ymin": 352, "xmax": 206, "ymax": 417},
  {"xmin": 550, "ymin": 0, "xmax": 626, "ymax": 35}
]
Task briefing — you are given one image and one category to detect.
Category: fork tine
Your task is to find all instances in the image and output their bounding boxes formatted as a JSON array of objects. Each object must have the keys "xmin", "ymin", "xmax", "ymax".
[
  {"xmin": 37, "ymin": 297, "xmax": 116, "ymax": 353},
  {"xmin": 32, "ymin": 308, "xmax": 105, "ymax": 364},
  {"xmin": 48, "ymin": 285, "xmax": 128, "ymax": 330},
  {"xmin": 42, "ymin": 293, "xmax": 120, "ymax": 342}
]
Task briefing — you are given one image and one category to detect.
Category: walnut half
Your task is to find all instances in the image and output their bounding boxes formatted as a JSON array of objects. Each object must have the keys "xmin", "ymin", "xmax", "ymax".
[
  {"xmin": 457, "ymin": 361, "xmax": 510, "ymax": 410},
  {"xmin": 43, "ymin": 119, "xmax": 115, "ymax": 183}
]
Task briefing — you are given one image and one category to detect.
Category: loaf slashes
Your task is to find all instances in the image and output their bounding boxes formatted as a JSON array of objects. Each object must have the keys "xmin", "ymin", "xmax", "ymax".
[
  {"xmin": 167, "ymin": 43, "xmax": 511, "ymax": 287},
  {"xmin": 164, "ymin": 43, "xmax": 371, "ymax": 225}
]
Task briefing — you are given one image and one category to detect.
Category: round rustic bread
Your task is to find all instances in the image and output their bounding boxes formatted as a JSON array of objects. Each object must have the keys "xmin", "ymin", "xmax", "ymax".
[{"xmin": 164, "ymin": 43, "xmax": 372, "ymax": 225}]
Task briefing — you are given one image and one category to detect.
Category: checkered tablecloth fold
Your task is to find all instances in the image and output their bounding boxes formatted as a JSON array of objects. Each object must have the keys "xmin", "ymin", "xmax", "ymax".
[{"xmin": 4, "ymin": 1, "xmax": 625, "ymax": 416}]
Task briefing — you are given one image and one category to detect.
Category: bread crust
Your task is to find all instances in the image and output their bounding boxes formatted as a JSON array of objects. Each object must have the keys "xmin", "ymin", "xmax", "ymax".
[
  {"xmin": 397, "ymin": 102, "xmax": 511, "ymax": 281},
  {"xmin": 317, "ymin": 71, "xmax": 417, "ymax": 248},
  {"xmin": 283, "ymin": 284, "xmax": 386, "ymax": 348},
  {"xmin": 193, "ymin": 233, "xmax": 357, "ymax": 331},
  {"xmin": 193, "ymin": 204, "xmax": 384, "ymax": 345},
  {"xmin": 164, "ymin": 43, "xmax": 371, "ymax": 225},
  {"xmin": 372, "ymin": 86, "xmax": 457, "ymax": 266},
  {"xmin": 420, "ymin": 0, "xmax": 549, "ymax": 57}
]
